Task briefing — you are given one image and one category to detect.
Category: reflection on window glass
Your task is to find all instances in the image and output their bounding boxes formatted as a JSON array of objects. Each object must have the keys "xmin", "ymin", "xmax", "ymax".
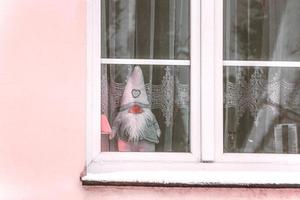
[
  {"xmin": 224, "ymin": 0, "xmax": 300, "ymax": 61},
  {"xmin": 101, "ymin": 0, "xmax": 190, "ymax": 59},
  {"xmin": 101, "ymin": 65, "xmax": 190, "ymax": 152},
  {"xmin": 224, "ymin": 66, "xmax": 300, "ymax": 153}
]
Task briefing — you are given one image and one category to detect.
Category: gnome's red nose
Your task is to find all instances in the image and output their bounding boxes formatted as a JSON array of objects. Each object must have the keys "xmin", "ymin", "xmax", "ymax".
[{"xmin": 129, "ymin": 104, "xmax": 143, "ymax": 114}]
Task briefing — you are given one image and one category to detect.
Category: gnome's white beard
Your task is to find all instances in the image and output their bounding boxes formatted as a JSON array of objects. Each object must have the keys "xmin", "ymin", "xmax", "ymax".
[{"xmin": 118, "ymin": 108, "xmax": 155, "ymax": 142}]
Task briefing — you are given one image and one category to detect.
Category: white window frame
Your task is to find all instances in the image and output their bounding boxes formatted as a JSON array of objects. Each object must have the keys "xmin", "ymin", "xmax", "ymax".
[
  {"xmin": 86, "ymin": 0, "xmax": 201, "ymax": 164},
  {"xmin": 82, "ymin": 0, "xmax": 300, "ymax": 186}
]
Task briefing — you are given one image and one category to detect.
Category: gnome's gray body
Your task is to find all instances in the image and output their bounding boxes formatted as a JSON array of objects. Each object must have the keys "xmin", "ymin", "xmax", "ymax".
[
  {"xmin": 112, "ymin": 109, "xmax": 160, "ymax": 144},
  {"xmin": 111, "ymin": 66, "xmax": 161, "ymax": 152}
]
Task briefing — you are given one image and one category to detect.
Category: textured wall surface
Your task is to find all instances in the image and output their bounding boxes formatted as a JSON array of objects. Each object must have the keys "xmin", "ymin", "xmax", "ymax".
[{"xmin": 0, "ymin": 0, "xmax": 300, "ymax": 199}]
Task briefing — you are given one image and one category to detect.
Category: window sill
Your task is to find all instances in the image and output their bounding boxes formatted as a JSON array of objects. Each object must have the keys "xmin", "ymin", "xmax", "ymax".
[{"xmin": 81, "ymin": 161, "xmax": 300, "ymax": 188}]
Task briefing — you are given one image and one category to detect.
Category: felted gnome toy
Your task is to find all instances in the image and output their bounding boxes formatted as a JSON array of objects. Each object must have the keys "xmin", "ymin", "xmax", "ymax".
[{"xmin": 110, "ymin": 66, "xmax": 161, "ymax": 152}]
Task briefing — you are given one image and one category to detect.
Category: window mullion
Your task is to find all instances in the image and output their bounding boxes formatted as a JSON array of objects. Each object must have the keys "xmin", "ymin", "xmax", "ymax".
[
  {"xmin": 199, "ymin": 0, "xmax": 217, "ymax": 162},
  {"xmin": 189, "ymin": 0, "xmax": 201, "ymax": 162},
  {"xmin": 214, "ymin": 0, "xmax": 224, "ymax": 162}
]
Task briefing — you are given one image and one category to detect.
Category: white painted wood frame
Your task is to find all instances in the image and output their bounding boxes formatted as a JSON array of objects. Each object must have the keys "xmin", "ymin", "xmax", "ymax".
[{"xmin": 86, "ymin": 0, "xmax": 101, "ymax": 166}]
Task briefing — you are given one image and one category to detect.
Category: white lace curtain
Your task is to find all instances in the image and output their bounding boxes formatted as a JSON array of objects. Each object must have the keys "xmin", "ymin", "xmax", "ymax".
[
  {"xmin": 224, "ymin": 0, "xmax": 300, "ymax": 153},
  {"xmin": 101, "ymin": 0, "xmax": 190, "ymax": 152}
]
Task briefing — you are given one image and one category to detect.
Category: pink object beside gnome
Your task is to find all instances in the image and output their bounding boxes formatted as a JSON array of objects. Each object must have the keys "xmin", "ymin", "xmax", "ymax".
[{"xmin": 110, "ymin": 66, "xmax": 161, "ymax": 152}]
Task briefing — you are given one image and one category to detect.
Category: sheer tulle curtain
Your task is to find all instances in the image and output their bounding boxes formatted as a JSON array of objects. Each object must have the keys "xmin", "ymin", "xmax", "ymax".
[
  {"xmin": 224, "ymin": 0, "xmax": 300, "ymax": 153},
  {"xmin": 101, "ymin": 0, "xmax": 190, "ymax": 152}
]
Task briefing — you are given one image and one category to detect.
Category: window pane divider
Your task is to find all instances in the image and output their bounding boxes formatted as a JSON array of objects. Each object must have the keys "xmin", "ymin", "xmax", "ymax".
[
  {"xmin": 224, "ymin": 60, "xmax": 300, "ymax": 67},
  {"xmin": 101, "ymin": 58, "xmax": 190, "ymax": 66}
]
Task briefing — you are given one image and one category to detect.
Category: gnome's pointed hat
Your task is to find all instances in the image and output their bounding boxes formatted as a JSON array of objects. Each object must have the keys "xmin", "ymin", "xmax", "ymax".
[{"xmin": 120, "ymin": 66, "xmax": 149, "ymax": 108}]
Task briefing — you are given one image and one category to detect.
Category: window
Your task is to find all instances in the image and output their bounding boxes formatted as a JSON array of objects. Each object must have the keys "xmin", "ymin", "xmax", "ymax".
[
  {"xmin": 101, "ymin": 0, "xmax": 191, "ymax": 153},
  {"xmin": 82, "ymin": 0, "xmax": 300, "ymax": 186},
  {"xmin": 218, "ymin": 0, "xmax": 300, "ymax": 164},
  {"xmin": 223, "ymin": 0, "xmax": 300, "ymax": 155}
]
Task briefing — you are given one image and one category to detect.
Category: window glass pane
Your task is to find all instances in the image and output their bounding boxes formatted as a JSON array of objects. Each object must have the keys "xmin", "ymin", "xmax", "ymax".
[
  {"xmin": 101, "ymin": 64, "xmax": 190, "ymax": 152},
  {"xmin": 224, "ymin": 0, "xmax": 300, "ymax": 61},
  {"xmin": 101, "ymin": 0, "xmax": 190, "ymax": 59},
  {"xmin": 224, "ymin": 66, "xmax": 300, "ymax": 154}
]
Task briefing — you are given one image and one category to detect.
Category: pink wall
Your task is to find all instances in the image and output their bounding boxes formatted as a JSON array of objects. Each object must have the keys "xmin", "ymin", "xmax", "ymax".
[{"xmin": 0, "ymin": 0, "xmax": 300, "ymax": 199}]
